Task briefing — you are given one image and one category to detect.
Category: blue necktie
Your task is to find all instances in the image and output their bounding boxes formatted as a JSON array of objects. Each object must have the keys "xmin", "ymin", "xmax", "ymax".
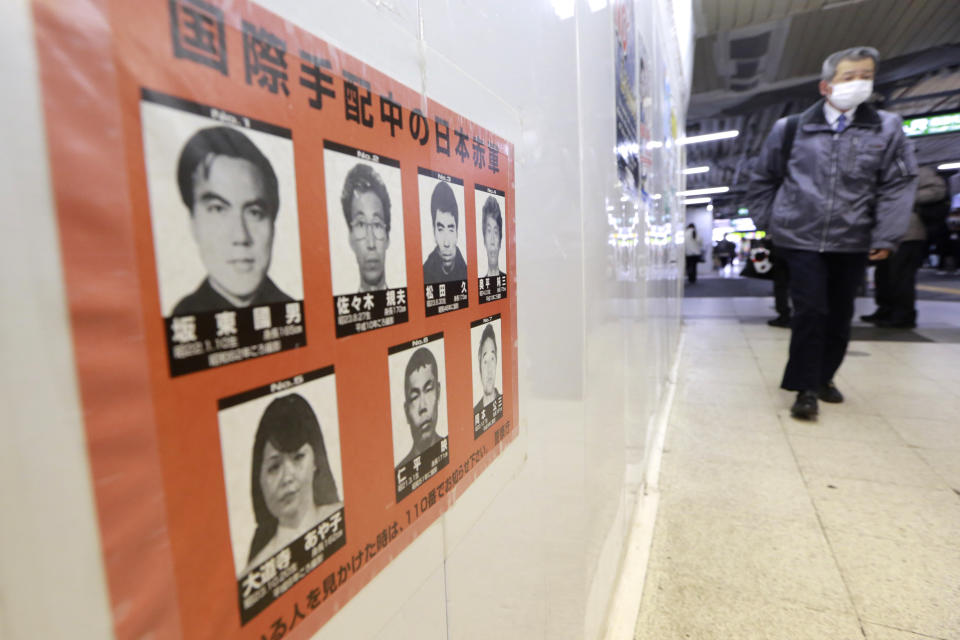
[{"xmin": 836, "ymin": 113, "xmax": 847, "ymax": 132}]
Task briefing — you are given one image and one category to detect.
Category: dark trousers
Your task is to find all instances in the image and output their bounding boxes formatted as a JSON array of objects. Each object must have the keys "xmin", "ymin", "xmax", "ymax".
[
  {"xmin": 685, "ymin": 255, "xmax": 699, "ymax": 283},
  {"xmin": 772, "ymin": 250, "xmax": 791, "ymax": 319},
  {"xmin": 778, "ymin": 249, "xmax": 867, "ymax": 391},
  {"xmin": 874, "ymin": 240, "xmax": 924, "ymax": 323}
]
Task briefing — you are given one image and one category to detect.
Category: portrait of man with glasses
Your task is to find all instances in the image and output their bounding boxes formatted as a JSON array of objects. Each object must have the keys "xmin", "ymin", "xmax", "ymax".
[
  {"xmin": 342, "ymin": 163, "xmax": 393, "ymax": 292},
  {"xmin": 323, "ymin": 141, "xmax": 408, "ymax": 337}
]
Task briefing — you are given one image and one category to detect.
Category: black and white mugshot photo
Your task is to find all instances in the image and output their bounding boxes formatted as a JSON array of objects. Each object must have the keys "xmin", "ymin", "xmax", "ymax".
[
  {"xmin": 324, "ymin": 142, "xmax": 407, "ymax": 296},
  {"xmin": 475, "ymin": 186, "xmax": 508, "ymax": 304},
  {"xmin": 419, "ymin": 170, "xmax": 467, "ymax": 285},
  {"xmin": 470, "ymin": 316, "xmax": 504, "ymax": 437},
  {"xmin": 419, "ymin": 169, "xmax": 468, "ymax": 315},
  {"xmin": 217, "ymin": 368, "xmax": 345, "ymax": 613},
  {"xmin": 387, "ymin": 335, "xmax": 450, "ymax": 501},
  {"xmin": 475, "ymin": 188, "xmax": 507, "ymax": 280},
  {"xmin": 140, "ymin": 92, "xmax": 304, "ymax": 318}
]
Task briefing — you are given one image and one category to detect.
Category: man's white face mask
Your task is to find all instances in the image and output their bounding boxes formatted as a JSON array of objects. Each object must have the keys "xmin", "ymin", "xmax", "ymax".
[{"xmin": 829, "ymin": 79, "xmax": 873, "ymax": 112}]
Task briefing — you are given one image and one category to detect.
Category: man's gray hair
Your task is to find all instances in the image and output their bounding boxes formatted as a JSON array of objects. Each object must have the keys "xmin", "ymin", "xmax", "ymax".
[{"xmin": 821, "ymin": 46, "xmax": 879, "ymax": 82}]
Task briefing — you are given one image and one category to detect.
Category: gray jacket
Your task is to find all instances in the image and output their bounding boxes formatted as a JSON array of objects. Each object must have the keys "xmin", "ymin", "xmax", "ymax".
[{"xmin": 747, "ymin": 100, "xmax": 918, "ymax": 253}]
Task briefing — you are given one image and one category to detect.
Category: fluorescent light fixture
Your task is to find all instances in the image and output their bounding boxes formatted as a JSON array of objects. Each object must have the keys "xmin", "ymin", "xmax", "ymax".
[
  {"xmin": 822, "ymin": 0, "xmax": 868, "ymax": 10},
  {"xmin": 677, "ymin": 130, "xmax": 739, "ymax": 145},
  {"xmin": 938, "ymin": 161, "xmax": 960, "ymax": 171},
  {"xmin": 682, "ymin": 166, "xmax": 710, "ymax": 175},
  {"xmin": 646, "ymin": 141, "xmax": 664, "ymax": 150},
  {"xmin": 678, "ymin": 186, "xmax": 729, "ymax": 196},
  {"xmin": 683, "ymin": 197, "xmax": 712, "ymax": 205}
]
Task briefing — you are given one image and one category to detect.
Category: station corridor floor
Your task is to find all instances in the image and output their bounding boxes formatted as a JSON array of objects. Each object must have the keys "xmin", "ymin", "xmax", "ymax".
[{"xmin": 634, "ymin": 296, "xmax": 960, "ymax": 640}]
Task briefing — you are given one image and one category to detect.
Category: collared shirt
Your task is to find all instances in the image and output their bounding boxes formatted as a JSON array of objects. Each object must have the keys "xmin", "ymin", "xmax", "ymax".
[{"xmin": 823, "ymin": 101, "xmax": 851, "ymax": 131}]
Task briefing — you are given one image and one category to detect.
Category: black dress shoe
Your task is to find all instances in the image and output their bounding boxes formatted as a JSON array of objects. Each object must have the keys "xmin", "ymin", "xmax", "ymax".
[
  {"xmin": 860, "ymin": 310, "xmax": 890, "ymax": 323},
  {"xmin": 790, "ymin": 391, "xmax": 819, "ymax": 420},
  {"xmin": 817, "ymin": 381, "xmax": 844, "ymax": 403},
  {"xmin": 767, "ymin": 316, "xmax": 791, "ymax": 328},
  {"xmin": 874, "ymin": 318, "xmax": 916, "ymax": 329}
]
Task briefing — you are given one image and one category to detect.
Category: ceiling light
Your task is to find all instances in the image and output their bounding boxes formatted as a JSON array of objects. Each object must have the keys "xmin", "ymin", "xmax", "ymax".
[
  {"xmin": 683, "ymin": 197, "xmax": 712, "ymax": 205},
  {"xmin": 822, "ymin": 0, "xmax": 868, "ymax": 10},
  {"xmin": 682, "ymin": 166, "xmax": 710, "ymax": 175},
  {"xmin": 677, "ymin": 130, "xmax": 739, "ymax": 145},
  {"xmin": 937, "ymin": 161, "xmax": 960, "ymax": 171},
  {"xmin": 678, "ymin": 186, "xmax": 729, "ymax": 196}
]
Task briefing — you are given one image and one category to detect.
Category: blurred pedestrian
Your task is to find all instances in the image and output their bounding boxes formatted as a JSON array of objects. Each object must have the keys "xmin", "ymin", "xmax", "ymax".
[
  {"xmin": 767, "ymin": 241, "xmax": 792, "ymax": 327},
  {"xmin": 684, "ymin": 223, "xmax": 702, "ymax": 284},
  {"xmin": 714, "ymin": 234, "xmax": 736, "ymax": 271},
  {"xmin": 862, "ymin": 166, "xmax": 945, "ymax": 328}
]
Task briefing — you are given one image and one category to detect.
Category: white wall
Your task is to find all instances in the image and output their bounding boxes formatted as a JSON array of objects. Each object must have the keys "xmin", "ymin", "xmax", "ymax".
[{"xmin": 0, "ymin": 0, "xmax": 689, "ymax": 638}]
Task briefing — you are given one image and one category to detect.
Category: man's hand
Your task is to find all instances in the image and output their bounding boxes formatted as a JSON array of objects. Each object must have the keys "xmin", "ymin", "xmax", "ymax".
[{"xmin": 868, "ymin": 248, "xmax": 891, "ymax": 261}]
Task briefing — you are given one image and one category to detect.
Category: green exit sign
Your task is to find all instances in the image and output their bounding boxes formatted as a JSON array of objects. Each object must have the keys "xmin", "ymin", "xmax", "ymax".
[
  {"xmin": 737, "ymin": 207, "xmax": 749, "ymax": 215},
  {"xmin": 903, "ymin": 112, "xmax": 960, "ymax": 137}
]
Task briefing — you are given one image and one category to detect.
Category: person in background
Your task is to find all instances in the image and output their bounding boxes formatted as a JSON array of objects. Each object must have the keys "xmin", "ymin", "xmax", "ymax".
[
  {"xmin": 920, "ymin": 171, "xmax": 951, "ymax": 270},
  {"xmin": 767, "ymin": 241, "xmax": 792, "ymax": 328},
  {"xmin": 862, "ymin": 166, "xmax": 945, "ymax": 329},
  {"xmin": 714, "ymin": 234, "xmax": 736, "ymax": 272},
  {"xmin": 684, "ymin": 223, "xmax": 702, "ymax": 284},
  {"xmin": 944, "ymin": 172, "xmax": 960, "ymax": 273},
  {"xmin": 746, "ymin": 46, "xmax": 918, "ymax": 420}
]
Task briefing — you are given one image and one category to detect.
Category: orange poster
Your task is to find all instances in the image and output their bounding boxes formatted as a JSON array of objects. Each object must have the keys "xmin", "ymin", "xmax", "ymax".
[{"xmin": 31, "ymin": 1, "xmax": 518, "ymax": 638}]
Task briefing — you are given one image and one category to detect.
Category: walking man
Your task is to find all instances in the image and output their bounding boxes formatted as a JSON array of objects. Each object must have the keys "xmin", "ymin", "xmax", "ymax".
[{"xmin": 746, "ymin": 46, "xmax": 918, "ymax": 420}]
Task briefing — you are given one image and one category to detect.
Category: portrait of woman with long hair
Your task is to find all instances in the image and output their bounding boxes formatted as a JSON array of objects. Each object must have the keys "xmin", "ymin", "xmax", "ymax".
[{"xmin": 244, "ymin": 393, "xmax": 342, "ymax": 573}]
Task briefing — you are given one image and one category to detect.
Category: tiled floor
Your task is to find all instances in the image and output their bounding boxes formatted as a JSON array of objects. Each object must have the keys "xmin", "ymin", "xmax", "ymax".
[{"xmin": 634, "ymin": 297, "xmax": 960, "ymax": 640}]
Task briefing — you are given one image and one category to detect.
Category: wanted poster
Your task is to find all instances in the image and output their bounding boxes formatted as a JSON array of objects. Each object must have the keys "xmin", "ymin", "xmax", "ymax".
[
  {"xmin": 218, "ymin": 368, "xmax": 345, "ymax": 624},
  {"xmin": 417, "ymin": 168, "xmax": 468, "ymax": 316},
  {"xmin": 470, "ymin": 315, "xmax": 504, "ymax": 438},
  {"xmin": 324, "ymin": 141, "xmax": 408, "ymax": 337},
  {"xmin": 33, "ymin": 0, "xmax": 518, "ymax": 637},
  {"xmin": 140, "ymin": 89, "xmax": 306, "ymax": 376},
  {"xmin": 474, "ymin": 185, "xmax": 508, "ymax": 303},
  {"xmin": 387, "ymin": 333, "xmax": 450, "ymax": 502}
]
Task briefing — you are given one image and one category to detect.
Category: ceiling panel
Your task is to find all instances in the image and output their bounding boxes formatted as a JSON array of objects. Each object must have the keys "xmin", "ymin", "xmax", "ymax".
[
  {"xmin": 685, "ymin": 0, "xmax": 960, "ymax": 209},
  {"xmin": 693, "ymin": 0, "xmax": 960, "ymax": 93},
  {"xmin": 875, "ymin": 1, "xmax": 914, "ymax": 60},
  {"xmin": 716, "ymin": 1, "xmax": 736, "ymax": 32},
  {"xmin": 692, "ymin": 33, "xmax": 720, "ymax": 92},
  {"xmin": 733, "ymin": 0, "xmax": 753, "ymax": 30},
  {"xmin": 892, "ymin": 0, "xmax": 940, "ymax": 57},
  {"xmin": 753, "ymin": 0, "xmax": 775, "ymax": 24},
  {"xmin": 927, "ymin": 4, "xmax": 960, "ymax": 47}
]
